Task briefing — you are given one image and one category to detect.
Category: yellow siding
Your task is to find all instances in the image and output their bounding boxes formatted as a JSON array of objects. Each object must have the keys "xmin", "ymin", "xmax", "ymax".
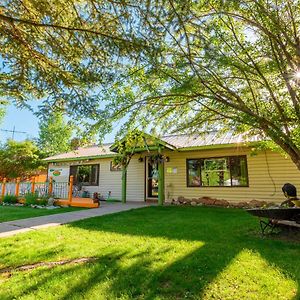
[
  {"xmin": 48, "ymin": 147, "xmax": 300, "ymax": 204},
  {"xmin": 49, "ymin": 159, "xmax": 122, "ymax": 200},
  {"xmin": 126, "ymin": 154, "xmax": 145, "ymax": 201},
  {"xmin": 163, "ymin": 147, "xmax": 300, "ymax": 203},
  {"xmin": 88, "ymin": 158, "xmax": 122, "ymax": 200}
]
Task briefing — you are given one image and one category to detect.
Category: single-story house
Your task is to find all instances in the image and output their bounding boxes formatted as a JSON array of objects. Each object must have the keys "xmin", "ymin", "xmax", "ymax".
[{"xmin": 44, "ymin": 131, "xmax": 300, "ymax": 204}]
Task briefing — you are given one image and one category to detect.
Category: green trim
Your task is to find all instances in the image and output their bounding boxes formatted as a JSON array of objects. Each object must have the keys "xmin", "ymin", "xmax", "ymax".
[
  {"xmin": 158, "ymin": 162, "xmax": 164, "ymax": 206},
  {"xmin": 124, "ymin": 146, "xmax": 162, "ymax": 153},
  {"xmin": 110, "ymin": 131, "xmax": 177, "ymax": 153},
  {"xmin": 177, "ymin": 142, "xmax": 258, "ymax": 152},
  {"xmin": 157, "ymin": 146, "xmax": 165, "ymax": 206},
  {"xmin": 45, "ymin": 141, "xmax": 259, "ymax": 163},
  {"xmin": 122, "ymin": 168, "xmax": 127, "ymax": 204},
  {"xmin": 44, "ymin": 154, "xmax": 118, "ymax": 163}
]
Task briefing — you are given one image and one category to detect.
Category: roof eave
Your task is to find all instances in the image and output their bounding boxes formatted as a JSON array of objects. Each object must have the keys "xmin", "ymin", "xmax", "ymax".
[
  {"xmin": 177, "ymin": 141, "xmax": 259, "ymax": 151},
  {"xmin": 44, "ymin": 153, "xmax": 118, "ymax": 163}
]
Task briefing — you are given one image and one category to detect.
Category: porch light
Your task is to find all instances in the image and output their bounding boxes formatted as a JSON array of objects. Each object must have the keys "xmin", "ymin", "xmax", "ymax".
[
  {"xmin": 165, "ymin": 156, "xmax": 170, "ymax": 162},
  {"xmin": 138, "ymin": 157, "xmax": 144, "ymax": 162}
]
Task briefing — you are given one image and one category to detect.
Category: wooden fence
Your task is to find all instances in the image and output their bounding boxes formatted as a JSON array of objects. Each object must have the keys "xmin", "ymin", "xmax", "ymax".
[{"xmin": 0, "ymin": 176, "xmax": 74, "ymax": 204}]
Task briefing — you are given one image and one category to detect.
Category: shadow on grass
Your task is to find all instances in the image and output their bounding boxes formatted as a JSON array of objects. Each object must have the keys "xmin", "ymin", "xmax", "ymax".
[
  {"xmin": 68, "ymin": 206, "xmax": 299, "ymax": 299},
  {"xmin": 1, "ymin": 206, "xmax": 298, "ymax": 299}
]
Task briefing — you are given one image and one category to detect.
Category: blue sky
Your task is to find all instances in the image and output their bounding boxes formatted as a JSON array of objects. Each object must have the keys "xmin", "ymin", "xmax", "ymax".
[
  {"xmin": 1, "ymin": 104, "xmax": 39, "ymax": 141},
  {"xmin": 1, "ymin": 103, "xmax": 118, "ymax": 144}
]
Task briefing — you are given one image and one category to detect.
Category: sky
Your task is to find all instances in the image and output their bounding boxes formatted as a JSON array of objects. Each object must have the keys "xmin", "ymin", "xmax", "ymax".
[
  {"xmin": 1, "ymin": 104, "xmax": 39, "ymax": 141},
  {"xmin": 0, "ymin": 103, "xmax": 118, "ymax": 144}
]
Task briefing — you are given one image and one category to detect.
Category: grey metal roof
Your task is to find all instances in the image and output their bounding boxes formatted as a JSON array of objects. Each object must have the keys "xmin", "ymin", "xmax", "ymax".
[
  {"xmin": 44, "ymin": 143, "xmax": 116, "ymax": 161},
  {"xmin": 44, "ymin": 131, "xmax": 261, "ymax": 162},
  {"xmin": 161, "ymin": 131, "xmax": 260, "ymax": 149}
]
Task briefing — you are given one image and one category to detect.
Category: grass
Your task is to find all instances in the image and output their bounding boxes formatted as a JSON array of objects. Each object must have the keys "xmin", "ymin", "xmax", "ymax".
[
  {"xmin": 0, "ymin": 205, "xmax": 85, "ymax": 223},
  {"xmin": 0, "ymin": 206, "xmax": 299, "ymax": 299}
]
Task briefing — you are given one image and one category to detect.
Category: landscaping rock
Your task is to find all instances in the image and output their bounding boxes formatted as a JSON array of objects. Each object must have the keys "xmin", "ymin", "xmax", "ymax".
[
  {"xmin": 177, "ymin": 196, "xmax": 191, "ymax": 204},
  {"xmin": 248, "ymin": 200, "xmax": 267, "ymax": 208},
  {"xmin": 47, "ymin": 198, "xmax": 55, "ymax": 206},
  {"xmin": 46, "ymin": 206, "xmax": 59, "ymax": 210},
  {"xmin": 198, "ymin": 197, "xmax": 216, "ymax": 206},
  {"xmin": 232, "ymin": 201, "xmax": 249, "ymax": 208},
  {"xmin": 173, "ymin": 196, "xmax": 280, "ymax": 209},
  {"xmin": 214, "ymin": 199, "xmax": 230, "ymax": 207}
]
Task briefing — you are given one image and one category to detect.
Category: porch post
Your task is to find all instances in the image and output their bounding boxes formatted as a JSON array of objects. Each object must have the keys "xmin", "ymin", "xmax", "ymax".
[
  {"xmin": 158, "ymin": 147, "xmax": 165, "ymax": 206},
  {"xmin": 49, "ymin": 177, "xmax": 53, "ymax": 196},
  {"xmin": 68, "ymin": 175, "xmax": 74, "ymax": 205},
  {"xmin": 122, "ymin": 167, "xmax": 127, "ymax": 204},
  {"xmin": 31, "ymin": 176, "xmax": 35, "ymax": 194},
  {"xmin": 1, "ymin": 178, "xmax": 6, "ymax": 201},
  {"xmin": 15, "ymin": 177, "xmax": 20, "ymax": 197},
  {"xmin": 122, "ymin": 167, "xmax": 127, "ymax": 203}
]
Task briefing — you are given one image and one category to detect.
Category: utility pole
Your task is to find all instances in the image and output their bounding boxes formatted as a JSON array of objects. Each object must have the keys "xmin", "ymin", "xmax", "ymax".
[{"xmin": 0, "ymin": 126, "xmax": 27, "ymax": 139}]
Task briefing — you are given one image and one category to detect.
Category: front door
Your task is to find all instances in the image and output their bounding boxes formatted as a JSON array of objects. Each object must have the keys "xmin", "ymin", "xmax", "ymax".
[{"xmin": 147, "ymin": 161, "xmax": 159, "ymax": 198}]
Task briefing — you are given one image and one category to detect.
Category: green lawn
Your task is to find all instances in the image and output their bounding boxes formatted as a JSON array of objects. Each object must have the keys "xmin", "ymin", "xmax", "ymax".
[
  {"xmin": 0, "ymin": 206, "xmax": 299, "ymax": 299},
  {"xmin": 0, "ymin": 205, "xmax": 85, "ymax": 223}
]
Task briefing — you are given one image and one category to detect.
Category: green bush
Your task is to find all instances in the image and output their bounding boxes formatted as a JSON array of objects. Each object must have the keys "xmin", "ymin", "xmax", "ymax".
[
  {"xmin": 38, "ymin": 196, "xmax": 49, "ymax": 206},
  {"xmin": 2, "ymin": 194, "xmax": 18, "ymax": 204},
  {"xmin": 24, "ymin": 193, "xmax": 48, "ymax": 206},
  {"xmin": 24, "ymin": 193, "xmax": 39, "ymax": 205}
]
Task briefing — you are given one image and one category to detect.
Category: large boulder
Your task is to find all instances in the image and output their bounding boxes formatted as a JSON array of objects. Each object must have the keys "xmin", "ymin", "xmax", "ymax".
[
  {"xmin": 197, "ymin": 197, "xmax": 216, "ymax": 206},
  {"xmin": 177, "ymin": 196, "xmax": 191, "ymax": 204},
  {"xmin": 47, "ymin": 197, "xmax": 55, "ymax": 206},
  {"xmin": 214, "ymin": 199, "xmax": 230, "ymax": 207}
]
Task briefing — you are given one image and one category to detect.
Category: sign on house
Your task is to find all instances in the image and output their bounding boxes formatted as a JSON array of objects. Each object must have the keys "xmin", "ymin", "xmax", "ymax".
[{"xmin": 48, "ymin": 166, "xmax": 69, "ymax": 182}]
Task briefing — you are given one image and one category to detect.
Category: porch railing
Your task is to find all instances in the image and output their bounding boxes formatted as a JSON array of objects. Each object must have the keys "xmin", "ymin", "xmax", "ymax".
[{"xmin": 0, "ymin": 176, "xmax": 74, "ymax": 202}]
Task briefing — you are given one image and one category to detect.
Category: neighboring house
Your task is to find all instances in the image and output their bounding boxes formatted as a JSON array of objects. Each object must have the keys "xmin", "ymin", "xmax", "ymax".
[{"xmin": 44, "ymin": 131, "xmax": 300, "ymax": 204}]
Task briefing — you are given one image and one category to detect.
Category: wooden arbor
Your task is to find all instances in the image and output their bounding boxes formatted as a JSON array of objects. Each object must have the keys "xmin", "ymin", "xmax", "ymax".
[{"xmin": 110, "ymin": 132, "xmax": 175, "ymax": 206}]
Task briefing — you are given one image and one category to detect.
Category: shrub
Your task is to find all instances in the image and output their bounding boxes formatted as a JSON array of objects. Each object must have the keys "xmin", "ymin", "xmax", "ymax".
[
  {"xmin": 24, "ymin": 193, "xmax": 49, "ymax": 206},
  {"xmin": 38, "ymin": 196, "xmax": 49, "ymax": 206},
  {"xmin": 2, "ymin": 194, "xmax": 18, "ymax": 204},
  {"xmin": 24, "ymin": 193, "xmax": 39, "ymax": 205}
]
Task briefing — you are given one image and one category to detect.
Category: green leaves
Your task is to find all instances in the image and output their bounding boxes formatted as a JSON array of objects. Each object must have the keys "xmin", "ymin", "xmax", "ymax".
[
  {"xmin": 0, "ymin": 139, "xmax": 45, "ymax": 179},
  {"xmin": 1, "ymin": 0, "xmax": 300, "ymax": 168},
  {"xmin": 37, "ymin": 112, "xmax": 73, "ymax": 157}
]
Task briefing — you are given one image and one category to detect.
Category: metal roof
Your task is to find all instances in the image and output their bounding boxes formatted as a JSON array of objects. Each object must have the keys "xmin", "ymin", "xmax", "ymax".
[
  {"xmin": 161, "ymin": 131, "xmax": 260, "ymax": 149},
  {"xmin": 44, "ymin": 144, "xmax": 116, "ymax": 162},
  {"xmin": 44, "ymin": 131, "xmax": 261, "ymax": 162}
]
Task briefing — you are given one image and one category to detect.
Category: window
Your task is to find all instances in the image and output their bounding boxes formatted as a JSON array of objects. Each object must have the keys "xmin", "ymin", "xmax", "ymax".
[
  {"xmin": 70, "ymin": 164, "xmax": 99, "ymax": 186},
  {"xmin": 110, "ymin": 161, "xmax": 122, "ymax": 171},
  {"xmin": 187, "ymin": 156, "xmax": 248, "ymax": 187}
]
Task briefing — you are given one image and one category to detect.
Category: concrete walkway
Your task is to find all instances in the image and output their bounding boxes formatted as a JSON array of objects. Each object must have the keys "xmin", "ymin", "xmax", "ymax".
[{"xmin": 0, "ymin": 202, "xmax": 149, "ymax": 238}]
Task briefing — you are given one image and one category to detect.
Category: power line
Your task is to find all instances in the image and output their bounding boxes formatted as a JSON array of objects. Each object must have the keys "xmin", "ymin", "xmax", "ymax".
[{"xmin": 0, "ymin": 126, "xmax": 27, "ymax": 139}]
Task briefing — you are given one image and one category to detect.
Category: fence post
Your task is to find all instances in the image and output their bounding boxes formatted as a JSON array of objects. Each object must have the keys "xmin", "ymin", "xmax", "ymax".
[
  {"xmin": 68, "ymin": 175, "xmax": 74, "ymax": 205},
  {"xmin": 49, "ymin": 176, "xmax": 53, "ymax": 196},
  {"xmin": 31, "ymin": 177, "xmax": 35, "ymax": 194},
  {"xmin": 15, "ymin": 177, "xmax": 20, "ymax": 197},
  {"xmin": 1, "ymin": 178, "xmax": 6, "ymax": 201}
]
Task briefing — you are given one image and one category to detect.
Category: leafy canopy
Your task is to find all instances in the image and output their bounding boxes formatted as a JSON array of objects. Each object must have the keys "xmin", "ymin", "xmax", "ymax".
[
  {"xmin": 1, "ymin": 1, "xmax": 300, "ymax": 169},
  {"xmin": 0, "ymin": 140, "xmax": 45, "ymax": 179},
  {"xmin": 37, "ymin": 112, "xmax": 73, "ymax": 156}
]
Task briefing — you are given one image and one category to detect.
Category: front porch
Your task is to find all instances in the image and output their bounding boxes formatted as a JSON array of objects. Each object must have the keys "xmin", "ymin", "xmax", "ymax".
[{"xmin": 55, "ymin": 197, "xmax": 99, "ymax": 208}]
